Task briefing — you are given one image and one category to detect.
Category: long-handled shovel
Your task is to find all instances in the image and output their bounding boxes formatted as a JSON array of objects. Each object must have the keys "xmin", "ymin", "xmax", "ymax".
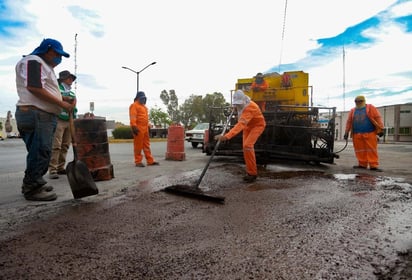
[
  {"xmin": 66, "ymin": 113, "xmax": 99, "ymax": 199},
  {"xmin": 162, "ymin": 109, "xmax": 234, "ymax": 203}
]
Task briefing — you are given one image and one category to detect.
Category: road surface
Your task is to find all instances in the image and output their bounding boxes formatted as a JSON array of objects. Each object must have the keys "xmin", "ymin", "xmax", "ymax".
[{"xmin": 0, "ymin": 139, "xmax": 411, "ymax": 279}]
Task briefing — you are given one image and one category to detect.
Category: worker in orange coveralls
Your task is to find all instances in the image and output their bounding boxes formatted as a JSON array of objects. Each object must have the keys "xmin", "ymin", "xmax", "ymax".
[
  {"xmin": 129, "ymin": 91, "xmax": 159, "ymax": 167},
  {"xmin": 344, "ymin": 95, "xmax": 384, "ymax": 171},
  {"xmin": 250, "ymin": 72, "xmax": 268, "ymax": 111},
  {"xmin": 215, "ymin": 90, "xmax": 266, "ymax": 182}
]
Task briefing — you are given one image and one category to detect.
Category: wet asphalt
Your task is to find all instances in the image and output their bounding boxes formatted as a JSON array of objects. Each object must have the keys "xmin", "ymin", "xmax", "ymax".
[{"xmin": 0, "ymin": 140, "xmax": 411, "ymax": 279}]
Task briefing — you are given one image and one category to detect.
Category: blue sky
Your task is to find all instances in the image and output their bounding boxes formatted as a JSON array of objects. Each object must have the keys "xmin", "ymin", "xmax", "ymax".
[{"xmin": 0, "ymin": 0, "xmax": 411, "ymax": 124}]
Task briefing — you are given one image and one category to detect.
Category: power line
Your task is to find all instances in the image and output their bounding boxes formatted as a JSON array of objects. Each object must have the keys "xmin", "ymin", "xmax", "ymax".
[
  {"xmin": 278, "ymin": 0, "xmax": 288, "ymax": 73},
  {"xmin": 74, "ymin": 33, "xmax": 78, "ymax": 94}
]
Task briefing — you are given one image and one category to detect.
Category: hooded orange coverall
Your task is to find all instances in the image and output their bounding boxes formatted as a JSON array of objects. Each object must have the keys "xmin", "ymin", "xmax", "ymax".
[
  {"xmin": 224, "ymin": 101, "xmax": 266, "ymax": 176},
  {"xmin": 129, "ymin": 101, "xmax": 155, "ymax": 165},
  {"xmin": 251, "ymin": 78, "xmax": 269, "ymax": 111},
  {"xmin": 345, "ymin": 104, "xmax": 384, "ymax": 168}
]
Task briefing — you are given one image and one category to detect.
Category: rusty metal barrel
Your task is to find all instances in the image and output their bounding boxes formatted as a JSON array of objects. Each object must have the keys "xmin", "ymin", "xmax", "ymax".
[
  {"xmin": 165, "ymin": 124, "xmax": 185, "ymax": 161},
  {"xmin": 74, "ymin": 118, "xmax": 114, "ymax": 181}
]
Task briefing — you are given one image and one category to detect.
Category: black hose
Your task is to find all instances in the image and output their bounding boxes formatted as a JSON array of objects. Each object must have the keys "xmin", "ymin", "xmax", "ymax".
[{"xmin": 334, "ymin": 138, "xmax": 348, "ymax": 153}]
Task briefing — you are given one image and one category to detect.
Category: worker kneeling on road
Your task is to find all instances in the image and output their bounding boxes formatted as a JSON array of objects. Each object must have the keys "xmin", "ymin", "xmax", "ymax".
[{"xmin": 215, "ymin": 90, "xmax": 266, "ymax": 183}]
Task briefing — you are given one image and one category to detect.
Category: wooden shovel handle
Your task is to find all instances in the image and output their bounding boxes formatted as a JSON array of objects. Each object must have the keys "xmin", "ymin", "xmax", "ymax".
[
  {"xmin": 69, "ymin": 113, "xmax": 76, "ymax": 145},
  {"xmin": 69, "ymin": 112, "xmax": 78, "ymax": 161}
]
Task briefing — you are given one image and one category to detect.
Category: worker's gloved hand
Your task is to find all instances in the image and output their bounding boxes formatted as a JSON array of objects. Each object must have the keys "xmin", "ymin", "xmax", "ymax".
[
  {"xmin": 131, "ymin": 126, "xmax": 139, "ymax": 136},
  {"xmin": 214, "ymin": 135, "xmax": 227, "ymax": 142},
  {"xmin": 378, "ymin": 132, "xmax": 384, "ymax": 137},
  {"xmin": 343, "ymin": 133, "xmax": 348, "ymax": 140}
]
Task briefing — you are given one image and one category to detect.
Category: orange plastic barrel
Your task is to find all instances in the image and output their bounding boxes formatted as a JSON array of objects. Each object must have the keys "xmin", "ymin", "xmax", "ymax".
[
  {"xmin": 74, "ymin": 118, "xmax": 114, "ymax": 181},
  {"xmin": 165, "ymin": 124, "xmax": 185, "ymax": 161}
]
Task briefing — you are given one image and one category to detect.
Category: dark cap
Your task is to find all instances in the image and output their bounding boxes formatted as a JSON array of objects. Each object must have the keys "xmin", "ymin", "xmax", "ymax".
[
  {"xmin": 30, "ymin": 38, "xmax": 70, "ymax": 57},
  {"xmin": 135, "ymin": 91, "xmax": 146, "ymax": 100},
  {"xmin": 58, "ymin": 70, "xmax": 76, "ymax": 82}
]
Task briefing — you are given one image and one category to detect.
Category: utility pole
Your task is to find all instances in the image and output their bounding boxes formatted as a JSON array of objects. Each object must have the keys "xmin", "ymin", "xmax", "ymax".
[{"xmin": 122, "ymin": 62, "xmax": 157, "ymax": 93}]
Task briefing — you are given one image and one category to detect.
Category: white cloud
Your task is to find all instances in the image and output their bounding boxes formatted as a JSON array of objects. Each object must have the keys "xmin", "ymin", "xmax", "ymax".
[{"xmin": 0, "ymin": 0, "xmax": 410, "ymax": 124}]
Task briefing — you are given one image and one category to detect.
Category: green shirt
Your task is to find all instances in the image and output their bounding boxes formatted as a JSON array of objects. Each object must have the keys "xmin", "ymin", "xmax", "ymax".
[{"xmin": 58, "ymin": 83, "xmax": 77, "ymax": 121}]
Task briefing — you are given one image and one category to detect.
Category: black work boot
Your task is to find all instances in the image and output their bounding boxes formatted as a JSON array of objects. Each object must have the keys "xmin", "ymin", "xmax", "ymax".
[
  {"xmin": 21, "ymin": 180, "xmax": 53, "ymax": 194},
  {"xmin": 24, "ymin": 188, "xmax": 57, "ymax": 201},
  {"xmin": 243, "ymin": 174, "xmax": 257, "ymax": 183}
]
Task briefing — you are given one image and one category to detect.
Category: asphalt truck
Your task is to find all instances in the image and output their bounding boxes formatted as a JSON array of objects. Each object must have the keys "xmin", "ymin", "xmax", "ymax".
[{"xmin": 203, "ymin": 70, "xmax": 339, "ymax": 165}]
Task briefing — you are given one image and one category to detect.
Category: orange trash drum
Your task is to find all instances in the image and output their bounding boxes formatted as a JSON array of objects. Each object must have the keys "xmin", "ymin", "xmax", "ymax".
[
  {"xmin": 165, "ymin": 124, "xmax": 186, "ymax": 161},
  {"xmin": 74, "ymin": 118, "xmax": 114, "ymax": 181}
]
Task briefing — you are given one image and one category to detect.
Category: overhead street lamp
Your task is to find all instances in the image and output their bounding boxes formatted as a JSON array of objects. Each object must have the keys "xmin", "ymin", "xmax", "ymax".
[{"xmin": 122, "ymin": 61, "xmax": 157, "ymax": 93}]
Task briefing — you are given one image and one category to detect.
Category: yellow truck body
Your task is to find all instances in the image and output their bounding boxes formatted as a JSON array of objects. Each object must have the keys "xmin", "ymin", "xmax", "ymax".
[{"xmin": 235, "ymin": 71, "xmax": 310, "ymax": 108}]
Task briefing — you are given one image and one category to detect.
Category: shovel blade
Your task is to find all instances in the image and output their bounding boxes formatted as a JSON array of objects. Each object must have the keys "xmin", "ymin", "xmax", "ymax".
[{"xmin": 66, "ymin": 159, "xmax": 99, "ymax": 199}]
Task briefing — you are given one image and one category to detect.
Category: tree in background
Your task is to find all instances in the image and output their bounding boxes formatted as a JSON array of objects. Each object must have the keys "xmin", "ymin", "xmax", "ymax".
[
  {"xmin": 149, "ymin": 106, "xmax": 171, "ymax": 128},
  {"xmin": 160, "ymin": 90, "xmax": 179, "ymax": 123},
  {"xmin": 179, "ymin": 95, "xmax": 203, "ymax": 128},
  {"xmin": 179, "ymin": 92, "xmax": 229, "ymax": 128},
  {"xmin": 202, "ymin": 92, "xmax": 229, "ymax": 125},
  {"xmin": 160, "ymin": 90, "xmax": 228, "ymax": 129}
]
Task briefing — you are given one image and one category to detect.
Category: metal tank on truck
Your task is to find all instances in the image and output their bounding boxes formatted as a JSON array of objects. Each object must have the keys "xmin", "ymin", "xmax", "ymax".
[{"xmin": 204, "ymin": 71, "xmax": 339, "ymax": 165}]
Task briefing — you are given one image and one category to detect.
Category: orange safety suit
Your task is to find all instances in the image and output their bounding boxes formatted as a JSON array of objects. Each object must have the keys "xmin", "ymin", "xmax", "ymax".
[
  {"xmin": 251, "ymin": 79, "xmax": 269, "ymax": 111},
  {"xmin": 225, "ymin": 101, "xmax": 266, "ymax": 176},
  {"xmin": 345, "ymin": 104, "xmax": 384, "ymax": 168},
  {"xmin": 251, "ymin": 79, "xmax": 268, "ymax": 92},
  {"xmin": 129, "ymin": 101, "xmax": 155, "ymax": 165}
]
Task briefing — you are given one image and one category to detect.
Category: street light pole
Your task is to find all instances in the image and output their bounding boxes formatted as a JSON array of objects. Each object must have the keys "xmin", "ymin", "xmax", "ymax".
[{"xmin": 122, "ymin": 62, "xmax": 156, "ymax": 93}]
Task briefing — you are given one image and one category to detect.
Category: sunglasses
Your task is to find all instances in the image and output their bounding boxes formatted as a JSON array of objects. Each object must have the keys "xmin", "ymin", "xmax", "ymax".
[{"xmin": 355, "ymin": 100, "xmax": 364, "ymax": 103}]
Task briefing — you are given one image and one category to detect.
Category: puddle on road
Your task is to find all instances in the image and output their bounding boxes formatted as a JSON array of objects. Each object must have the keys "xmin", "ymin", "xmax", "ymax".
[
  {"xmin": 246, "ymin": 170, "xmax": 329, "ymax": 192},
  {"xmin": 242, "ymin": 169, "xmax": 412, "ymax": 196},
  {"xmin": 333, "ymin": 173, "xmax": 412, "ymax": 194}
]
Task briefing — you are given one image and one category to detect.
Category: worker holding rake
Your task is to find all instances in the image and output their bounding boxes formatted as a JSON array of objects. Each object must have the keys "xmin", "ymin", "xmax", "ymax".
[{"xmin": 215, "ymin": 90, "xmax": 266, "ymax": 182}]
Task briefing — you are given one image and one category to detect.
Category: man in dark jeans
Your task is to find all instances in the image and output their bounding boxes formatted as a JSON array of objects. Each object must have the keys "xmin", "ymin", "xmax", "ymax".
[{"xmin": 15, "ymin": 38, "xmax": 74, "ymax": 201}]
